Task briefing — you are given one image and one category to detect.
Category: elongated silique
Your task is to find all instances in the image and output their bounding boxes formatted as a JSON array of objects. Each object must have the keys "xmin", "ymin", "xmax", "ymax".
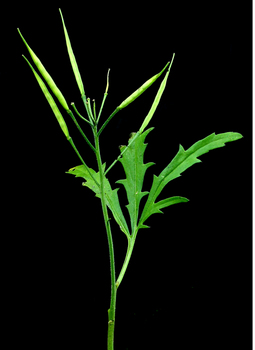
[
  {"xmin": 22, "ymin": 55, "xmax": 69, "ymax": 138},
  {"xmin": 59, "ymin": 8, "xmax": 85, "ymax": 97},
  {"xmin": 117, "ymin": 61, "xmax": 170, "ymax": 110},
  {"xmin": 17, "ymin": 28, "xmax": 69, "ymax": 111},
  {"xmin": 139, "ymin": 53, "xmax": 175, "ymax": 133},
  {"xmin": 97, "ymin": 62, "xmax": 171, "ymax": 136}
]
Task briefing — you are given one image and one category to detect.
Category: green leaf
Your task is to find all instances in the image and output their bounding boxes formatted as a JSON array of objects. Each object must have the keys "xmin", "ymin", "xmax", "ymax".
[
  {"xmin": 138, "ymin": 132, "xmax": 243, "ymax": 229},
  {"xmin": 66, "ymin": 164, "xmax": 130, "ymax": 238},
  {"xmin": 116, "ymin": 128, "xmax": 155, "ymax": 234},
  {"xmin": 138, "ymin": 196, "xmax": 189, "ymax": 229}
]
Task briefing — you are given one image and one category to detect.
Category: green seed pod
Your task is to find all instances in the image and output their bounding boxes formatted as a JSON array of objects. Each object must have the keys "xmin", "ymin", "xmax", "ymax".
[
  {"xmin": 59, "ymin": 9, "xmax": 85, "ymax": 97},
  {"xmin": 17, "ymin": 28, "xmax": 69, "ymax": 111},
  {"xmin": 139, "ymin": 54, "xmax": 175, "ymax": 133},
  {"xmin": 23, "ymin": 55, "xmax": 69, "ymax": 138},
  {"xmin": 118, "ymin": 62, "xmax": 170, "ymax": 110}
]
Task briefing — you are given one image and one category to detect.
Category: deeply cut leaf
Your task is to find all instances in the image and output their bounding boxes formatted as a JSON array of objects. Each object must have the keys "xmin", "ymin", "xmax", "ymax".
[
  {"xmin": 116, "ymin": 128, "xmax": 155, "ymax": 234},
  {"xmin": 138, "ymin": 131, "xmax": 243, "ymax": 229},
  {"xmin": 66, "ymin": 164, "xmax": 130, "ymax": 238}
]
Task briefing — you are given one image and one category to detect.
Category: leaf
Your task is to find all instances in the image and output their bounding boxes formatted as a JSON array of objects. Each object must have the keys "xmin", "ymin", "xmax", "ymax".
[
  {"xmin": 66, "ymin": 164, "xmax": 130, "ymax": 238},
  {"xmin": 116, "ymin": 128, "xmax": 155, "ymax": 234},
  {"xmin": 138, "ymin": 131, "xmax": 243, "ymax": 229}
]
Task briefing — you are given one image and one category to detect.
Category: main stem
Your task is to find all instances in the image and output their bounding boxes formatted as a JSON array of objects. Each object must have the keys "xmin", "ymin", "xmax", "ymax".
[{"xmin": 93, "ymin": 126, "xmax": 117, "ymax": 350}]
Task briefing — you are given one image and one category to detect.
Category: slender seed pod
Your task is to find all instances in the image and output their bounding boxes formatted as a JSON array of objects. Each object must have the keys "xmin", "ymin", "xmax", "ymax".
[
  {"xmin": 117, "ymin": 61, "xmax": 170, "ymax": 110},
  {"xmin": 17, "ymin": 28, "xmax": 69, "ymax": 111},
  {"xmin": 23, "ymin": 55, "xmax": 69, "ymax": 138},
  {"xmin": 59, "ymin": 9, "xmax": 85, "ymax": 97},
  {"xmin": 139, "ymin": 54, "xmax": 175, "ymax": 133},
  {"xmin": 105, "ymin": 69, "xmax": 110, "ymax": 94}
]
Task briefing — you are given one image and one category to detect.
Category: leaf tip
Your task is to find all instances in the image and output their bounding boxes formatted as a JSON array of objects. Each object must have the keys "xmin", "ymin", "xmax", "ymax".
[
  {"xmin": 140, "ymin": 224, "xmax": 150, "ymax": 229},
  {"xmin": 119, "ymin": 145, "xmax": 126, "ymax": 152}
]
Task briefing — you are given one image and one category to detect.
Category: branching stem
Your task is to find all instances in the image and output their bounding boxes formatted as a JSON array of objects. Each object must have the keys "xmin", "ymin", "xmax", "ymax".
[
  {"xmin": 66, "ymin": 109, "xmax": 96, "ymax": 153},
  {"xmin": 71, "ymin": 102, "xmax": 92, "ymax": 125},
  {"xmin": 93, "ymin": 129, "xmax": 117, "ymax": 350}
]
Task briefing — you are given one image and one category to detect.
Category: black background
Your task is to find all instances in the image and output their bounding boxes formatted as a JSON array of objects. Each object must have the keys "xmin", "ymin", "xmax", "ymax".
[{"xmin": 3, "ymin": 2, "xmax": 251, "ymax": 349}]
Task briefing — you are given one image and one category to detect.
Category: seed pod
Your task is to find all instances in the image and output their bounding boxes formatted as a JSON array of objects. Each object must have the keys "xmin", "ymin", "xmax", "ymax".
[
  {"xmin": 23, "ymin": 55, "xmax": 69, "ymax": 138},
  {"xmin": 105, "ymin": 68, "xmax": 110, "ymax": 94},
  {"xmin": 59, "ymin": 9, "xmax": 85, "ymax": 97},
  {"xmin": 118, "ymin": 61, "xmax": 170, "ymax": 110},
  {"xmin": 17, "ymin": 28, "xmax": 69, "ymax": 111},
  {"xmin": 139, "ymin": 54, "xmax": 175, "ymax": 133}
]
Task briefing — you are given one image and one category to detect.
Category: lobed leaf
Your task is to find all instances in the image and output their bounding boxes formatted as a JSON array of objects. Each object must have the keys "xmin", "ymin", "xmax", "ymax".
[
  {"xmin": 138, "ymin": 132, "xmax": 243, "ymax": 229},
  {"xmin": 116, "ymin": 128, "xmax": 155, "ymax": 234},
  {"xmin": 66, "ymin": 164, "xmax": 130, "ymax": 238},
  {"xmin": 138, "ymin": 196, "xmax": 189, "ymax": 229}
]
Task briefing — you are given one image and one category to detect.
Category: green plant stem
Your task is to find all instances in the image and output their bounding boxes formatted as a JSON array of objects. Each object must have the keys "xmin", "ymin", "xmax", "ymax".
[
  {"xmin": 81, "ymin": 94, "xmax": 94, "ymax": 123},
  {"xmin": 66, "ymin": 109, "xmax": 96, "ymax": 153},
  {"xmin": 93, "ymin": 128, "xmax": 117, "ymax": 350},
  {"xmin": 93, "ymin": 99, "xmax": 97, "ymax": 120},
  {"xmin": 67, "ymin": 136, "xmax": 99, "ymax": 186},
  {"xmin": 97, "ymin": 107, "xmax": 120, "ymax": 136},
  {"xmin": 87, "ymin": 98, "xmax": 95, "ymax": 122},
  {"xmin": 97, "ymin": 68, "xmax": 110, "ymax": 123},
  {"xmin": 97, "ymin": 92, "xmax": 108, "ymax": 123},
  {"xmin": 116, "ymin": 235, "xmax": 134, "ymax": 288},
  {"xmin": 71, "ymin": 102, "xmax": 92, "ymax": 125}
]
